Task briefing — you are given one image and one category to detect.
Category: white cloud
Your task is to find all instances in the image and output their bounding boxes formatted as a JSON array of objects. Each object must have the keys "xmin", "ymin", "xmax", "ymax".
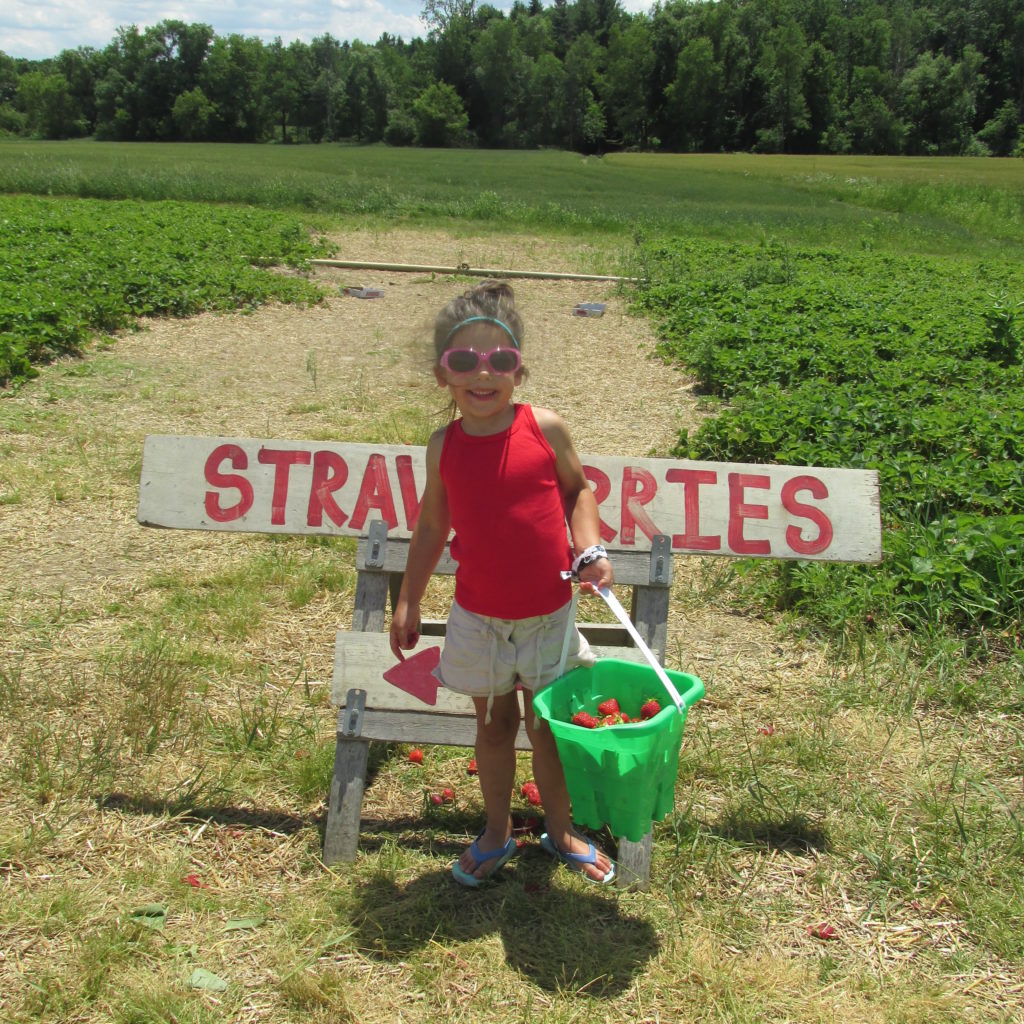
[
  {"xmin": 3, "ymin": 0, "xmax": 654, "ymax": 60},
  {"xmin": 2, "ymin": 0, "xmax": 428, "ymax": 58}
]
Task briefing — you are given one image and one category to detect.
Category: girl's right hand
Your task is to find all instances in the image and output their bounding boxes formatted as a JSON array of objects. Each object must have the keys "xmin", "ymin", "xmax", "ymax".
[
  {"xmin": 578, "ymin": 556, "xmax": 614, "ymax": 594},
  {"xmin": 389, "ymin": 599, "xmax": 421, "ymax": 659}
]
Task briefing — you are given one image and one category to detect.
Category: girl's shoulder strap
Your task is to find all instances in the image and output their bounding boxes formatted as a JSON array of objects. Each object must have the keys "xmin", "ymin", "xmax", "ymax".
[
  {"xmin": 437, "ymin": 417, "xmax": 461, "ymax": 475},
  {"xmin": 519, "ymin": 404, "xmax": 562, "ymax": 459}
]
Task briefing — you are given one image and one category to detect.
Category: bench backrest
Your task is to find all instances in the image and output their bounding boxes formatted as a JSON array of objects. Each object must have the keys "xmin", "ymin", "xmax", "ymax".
[{"xmin": 139, "ymin": 433, "xmax": 881, "ymax": 669}]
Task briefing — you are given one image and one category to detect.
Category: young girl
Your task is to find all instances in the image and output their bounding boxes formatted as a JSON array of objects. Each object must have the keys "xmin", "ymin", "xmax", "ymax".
[{"xmin": 389, "ymin": 281, "xmax": 617, "ymax": 887}]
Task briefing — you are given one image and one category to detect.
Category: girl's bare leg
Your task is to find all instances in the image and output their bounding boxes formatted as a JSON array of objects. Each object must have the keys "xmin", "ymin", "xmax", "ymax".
[
  {"xmin": 525, "ymin": 710, "xmax": 614, "ymax": 882},
  {"xmin": 457, "ymin": 691, "xmax": 519, "ymax": 878}
]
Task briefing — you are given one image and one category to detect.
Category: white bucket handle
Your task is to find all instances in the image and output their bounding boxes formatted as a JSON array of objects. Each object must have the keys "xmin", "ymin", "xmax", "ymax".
[{"xmin": 557, "ymin": 585, "xmax": 686, "ymax": 714}]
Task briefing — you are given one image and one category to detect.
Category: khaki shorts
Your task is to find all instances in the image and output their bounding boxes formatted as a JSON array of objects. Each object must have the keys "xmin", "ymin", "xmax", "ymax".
[{"xmin": 434, "ymin": 598, "xmax": 595, "ymax": 698}]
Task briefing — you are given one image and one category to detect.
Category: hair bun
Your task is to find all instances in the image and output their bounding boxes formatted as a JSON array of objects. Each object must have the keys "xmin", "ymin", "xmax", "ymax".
[{"xmin": 470, "ymin": 280, "xmax": 515, "ymax": 303}]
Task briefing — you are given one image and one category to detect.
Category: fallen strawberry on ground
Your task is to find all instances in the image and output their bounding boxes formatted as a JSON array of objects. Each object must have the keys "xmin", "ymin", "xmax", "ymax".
[{"xmin": 520, "ymin": 781, "xmax": 542, "ymax": 806}]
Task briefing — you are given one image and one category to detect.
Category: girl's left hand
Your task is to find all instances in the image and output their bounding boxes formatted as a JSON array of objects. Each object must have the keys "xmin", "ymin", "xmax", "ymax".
[{"xmin": 578, "ymin": 556, "xmax": 613, "ymax": 594}]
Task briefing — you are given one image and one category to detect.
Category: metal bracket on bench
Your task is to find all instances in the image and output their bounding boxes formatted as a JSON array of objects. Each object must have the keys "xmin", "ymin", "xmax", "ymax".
[
  {"xmin": 364, "ymin": 519, "xmax": 388, "ymax": 569},
  {"xmin": 649, "ymin": 534, "xmax": 672, "ymax": 586},
  {"xmin": 341, "ymin": 688, "xmax": 367, "ymax": 737}
]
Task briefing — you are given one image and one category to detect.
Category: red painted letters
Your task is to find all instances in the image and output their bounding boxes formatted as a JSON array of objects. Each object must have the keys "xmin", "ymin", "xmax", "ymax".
[
  {"xmin": 204, "ymin": 444, "xmax": 255, "ymax": 523},
  {"xmin": 395, "ymin": 454, "xmax": 423, "ymax": 532},
  {"xmin": 582, "ymin": 465, "xmax": 618, "ymax": 543},
  {"xmin": 350, "ymin": 453, "xmax": 399, "ymax": 531},
  {"xmin": 781, "ymin": 475, "xmax": 834, "ymax": 555},
  {"xmin": 258, "ymin": 447, "xmax": 312, "ymax": 526},
  {"xmin": 620, "ymin": 467, "xmax": 661, "ymax": 545},
  {"xmin": 728, "ymin": 473, "xmax": 772, "ymax": 555},
  {"xmin": 307, "ymin": 451, "xmax": 349, "ymax": 528},
  {"xmin": 666, "ymin": 468, "xmax": 721, "ymax": 551},
  {"xmin": 196, "ymin": 444, "xmax": 840, "ymax": 554}
]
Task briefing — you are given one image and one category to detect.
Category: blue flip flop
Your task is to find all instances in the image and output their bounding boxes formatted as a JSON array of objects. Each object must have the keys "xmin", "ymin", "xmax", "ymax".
[
  {"xmin": 451, "ymin": 830, "xmax": 517, "ymax": 888},
  {"xmin": 539, "ymin": 831, "xmax": 616, "ymax": 885}
]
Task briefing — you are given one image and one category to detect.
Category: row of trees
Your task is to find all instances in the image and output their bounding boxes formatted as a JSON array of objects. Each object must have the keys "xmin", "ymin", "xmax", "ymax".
[{"xmin": 2, "ymin": 0, "xmax": 1022, "ymax": 155}]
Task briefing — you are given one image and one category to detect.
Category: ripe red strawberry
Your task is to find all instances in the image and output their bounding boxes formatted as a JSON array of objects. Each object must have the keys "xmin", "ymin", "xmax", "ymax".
[
  {"xmin": 520, "ymin": 781, "xmax": 542, "ymax": 806},
  {"xmin": 466, "ymin": 758, "xmax": 478, "ymax": 775},
  {"xmin": 601, "ymin": 714, "xmax": 620, "ymax": 727},
  {"xmin": 429, "ymin": 793, "xmax": 444, "ymax": 806},
  {"xmin": 640, "ymin": 699, "xmax": 661, "ymax": 720},
  {"xmin": 571, "ymin": 710, "xmax": 598, "ymax": 728},
  {"xmin": 408, "ymin": 748, "xmax": 424, "ymax": 764},
  {"xmin": 620, "ymin": 713, "xmax": 631, "ymax": 723},
  {"xmin": 442, "ymin": 787, "xmax": 455, "ymax": 803},
  {"xmin": 597, "ymin": 697, "xmax": 620, "ymax": 716}
]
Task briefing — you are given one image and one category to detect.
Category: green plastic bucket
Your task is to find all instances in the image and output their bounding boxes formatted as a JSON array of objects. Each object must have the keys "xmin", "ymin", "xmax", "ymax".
[{"xmin": 532, "ymin": 657, "xmax": 704, "ymax": 842}]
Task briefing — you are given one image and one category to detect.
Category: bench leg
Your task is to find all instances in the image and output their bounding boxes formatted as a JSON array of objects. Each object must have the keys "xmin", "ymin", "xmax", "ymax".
[
  {"xmin": 615, "ymin": 829, "xmax": 652, "ymax": 890},
  {"xmin": 323, "ymin": 733, "xmax": 369, "ymax": 864}
]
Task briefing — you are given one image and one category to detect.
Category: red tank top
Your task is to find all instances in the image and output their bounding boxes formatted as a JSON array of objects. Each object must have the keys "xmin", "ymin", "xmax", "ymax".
[{"xmin": 439, "ymin": 404, "xmax": 572, "ymax": 618}]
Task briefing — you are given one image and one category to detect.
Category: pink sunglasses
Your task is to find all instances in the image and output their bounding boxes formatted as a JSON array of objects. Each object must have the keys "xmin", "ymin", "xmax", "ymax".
[{"xmin": 439, "ymin": 346, "xmax": 522, "ymax": 376}]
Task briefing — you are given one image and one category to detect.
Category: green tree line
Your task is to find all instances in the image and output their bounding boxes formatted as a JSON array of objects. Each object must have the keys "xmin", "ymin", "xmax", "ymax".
[{"xmin": 2, "ymin": 0, "xmax": 1022, "ymax": 155}]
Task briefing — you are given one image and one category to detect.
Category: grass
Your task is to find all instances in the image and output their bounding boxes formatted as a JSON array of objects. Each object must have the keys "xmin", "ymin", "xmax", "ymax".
[
  {"xmin": 1, "ymin": 149, "xmax": 1023, "ymax": 1021},
  {"xmin": 2, "ymin": 141, "xmax": 1023, "ymax": 258}
]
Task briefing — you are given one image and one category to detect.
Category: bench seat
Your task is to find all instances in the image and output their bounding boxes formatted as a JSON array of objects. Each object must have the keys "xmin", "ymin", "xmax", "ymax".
[{"xmin": 331, "ymin": 630, "xmax": 647, "ymax": 748}]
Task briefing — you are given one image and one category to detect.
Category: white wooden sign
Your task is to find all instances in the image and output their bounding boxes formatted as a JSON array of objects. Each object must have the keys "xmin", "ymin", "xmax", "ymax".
[{"xmin": 138, "ymin": 435, "xmax": 881, "ymax": 563}]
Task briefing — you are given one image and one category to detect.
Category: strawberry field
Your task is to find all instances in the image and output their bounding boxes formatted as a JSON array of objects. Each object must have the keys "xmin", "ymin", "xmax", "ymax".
[
  {"xmin": 636, "ymin": 238, "xmax": 1024, "ymax": 679},
  {"xmin": 0, "ymin": 195, "xmax": 333, "ymax": 386}
]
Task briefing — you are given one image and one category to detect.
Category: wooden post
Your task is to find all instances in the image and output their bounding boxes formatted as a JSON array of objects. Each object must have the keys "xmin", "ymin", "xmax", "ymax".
[
  {"xmin": 352, "ymin": 572, "xmax": 389, "ymax": 632},
  {"xmin": 323, "ymin": 692, "xmax": 369, "ymax": 864},
  {"xmin": 615, "ymin": 830, "xmax": 653, "ymax": 890},
  {"xmin": 615, "ymin": 536, "xmax": 672, "ymax": 889}
]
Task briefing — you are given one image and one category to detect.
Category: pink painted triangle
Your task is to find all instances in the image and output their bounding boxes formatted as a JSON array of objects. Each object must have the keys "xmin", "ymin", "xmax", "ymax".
[{"xmin": 382, "ymin": 646, "xmax": 442, "ymax": 705}]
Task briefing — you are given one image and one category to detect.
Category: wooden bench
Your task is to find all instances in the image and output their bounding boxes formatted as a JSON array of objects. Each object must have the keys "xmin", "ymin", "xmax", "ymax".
[
  {"xmin": 326, "ymin": 522, "xmax": 674, "ymax": 886},
  {"xmin": 138, "ymin": 435, "xmax": 881, "ymax": 888}
]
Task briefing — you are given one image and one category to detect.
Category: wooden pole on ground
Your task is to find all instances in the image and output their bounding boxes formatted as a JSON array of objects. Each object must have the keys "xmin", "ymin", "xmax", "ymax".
[{"xmin": 312, "ymin": 259, "xmax": 637, "ymax": 283}]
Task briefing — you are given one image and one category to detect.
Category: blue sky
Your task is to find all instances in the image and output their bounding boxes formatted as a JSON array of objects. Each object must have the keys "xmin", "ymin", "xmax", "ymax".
[{"xmin": 3, "ymin": 0, "xmax": 653, "ymax": 60}]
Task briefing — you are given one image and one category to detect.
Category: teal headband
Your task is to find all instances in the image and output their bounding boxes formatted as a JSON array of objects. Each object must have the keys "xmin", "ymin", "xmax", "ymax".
[{"xmin": 443, "ymin": 315, "xmax": 520, "ymax": 350}]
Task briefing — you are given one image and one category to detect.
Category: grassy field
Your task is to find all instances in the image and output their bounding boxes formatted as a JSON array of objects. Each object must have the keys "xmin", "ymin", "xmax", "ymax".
[
  {"xmin": 1, "ymin": 144, "xmax": 1022, "ymax": 1023},
  {"xmin": 1, "ymin": 141, "xmax": 1023, "ymax": 257}
]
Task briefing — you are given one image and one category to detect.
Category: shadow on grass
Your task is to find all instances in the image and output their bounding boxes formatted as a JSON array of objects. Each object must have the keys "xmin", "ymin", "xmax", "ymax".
[
  {"xmin": 707, "ymin": 808, "xmax": 830, "ymax": 855},
  {"xmin": 347, "ymin": 842, "xmax": 660, "ymax": 998},
  {"xmin": 98, "ymin": 792, "xmax": 313, "ymax": 834},
  {"xmin": 99, "ymin": 792, "xmax": 658, "ymax": 993}
]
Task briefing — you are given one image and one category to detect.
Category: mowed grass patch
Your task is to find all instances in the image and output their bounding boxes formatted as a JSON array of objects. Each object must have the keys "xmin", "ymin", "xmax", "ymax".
[
  {"xmin": 3, "ymin": 642, "xmax": 1021, "ymax": 1023},
  {"xmin": 3, "ymin": 520, "xmax": 1021, "ymax": 1022}
]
